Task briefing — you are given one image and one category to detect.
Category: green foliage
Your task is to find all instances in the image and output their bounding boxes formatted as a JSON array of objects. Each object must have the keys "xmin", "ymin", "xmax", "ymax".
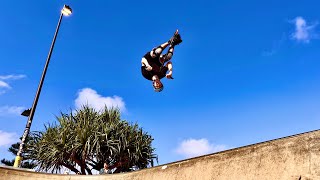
[
  {"xmin": 0, "ymin": 159, "xmax": 14, "ymax": 166},
  {"xmin": 27, "ymin": 105, "xmax": 157, "ymax": 175}
]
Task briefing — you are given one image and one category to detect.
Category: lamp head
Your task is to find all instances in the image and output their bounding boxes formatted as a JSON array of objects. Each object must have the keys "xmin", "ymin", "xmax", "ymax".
[{"xmin": 61, "ymin": 5, "xmax": 72, "ymax": 16}]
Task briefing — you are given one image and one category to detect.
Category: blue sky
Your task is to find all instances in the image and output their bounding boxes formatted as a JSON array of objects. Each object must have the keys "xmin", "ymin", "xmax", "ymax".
[{"xmin": 1, "ymin": 0, "xmax": 320, "ymax": 168}]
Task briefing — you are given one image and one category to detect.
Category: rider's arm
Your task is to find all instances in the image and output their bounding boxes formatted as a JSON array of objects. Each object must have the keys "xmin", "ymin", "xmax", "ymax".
[
  {"xmin": 165, "ymin": 61, "xmax": 173, "ymax": 79},
  {"xmin": 141, "ymin": 57, "xmax": 152, "ymax": 71}
]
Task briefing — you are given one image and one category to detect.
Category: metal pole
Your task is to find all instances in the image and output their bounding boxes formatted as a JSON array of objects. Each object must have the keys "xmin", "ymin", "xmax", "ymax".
[{"xmin": 14, "ymin": 13, "xmax": 64, "ymax": 168}]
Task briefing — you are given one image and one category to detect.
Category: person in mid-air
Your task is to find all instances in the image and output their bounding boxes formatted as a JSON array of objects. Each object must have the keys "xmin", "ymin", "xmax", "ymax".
[{"xmin": 141, "ymin": 30, "xmax": 182, "ymax": 92}]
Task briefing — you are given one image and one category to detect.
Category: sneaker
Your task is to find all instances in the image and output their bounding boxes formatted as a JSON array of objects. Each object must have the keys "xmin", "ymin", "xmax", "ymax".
[{"xmin": 169, "ymin": 29, "xmax": 182, "ymax": 46}]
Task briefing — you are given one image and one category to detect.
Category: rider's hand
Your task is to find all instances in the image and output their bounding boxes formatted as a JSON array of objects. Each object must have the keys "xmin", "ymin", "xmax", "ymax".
[
  {"xmin": 166, "ymin": 74, "xmax": 174, "ymax": 79},
  {"xmin": 145, "ymin": 65, "xmax": 152, "ymax": 71}
]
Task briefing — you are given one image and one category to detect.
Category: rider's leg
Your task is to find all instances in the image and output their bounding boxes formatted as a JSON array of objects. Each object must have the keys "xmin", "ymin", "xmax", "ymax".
[
  {"xmin": 160, "ymin": 45, "xmax": 174, "ymax": 64},
  {"xmin": 152, "ymin": 30, "xmax": 181, "ymax": 57},
  {"xmin": 160, "ymin": 30, "xmax": 182, "ymax": 63},
  {"xmin": 151, "ymin": 41, "xmax": 170, "ymax": 57}
]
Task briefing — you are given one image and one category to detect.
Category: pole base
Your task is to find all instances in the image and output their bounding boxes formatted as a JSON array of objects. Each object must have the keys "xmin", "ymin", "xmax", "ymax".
[{"xmin": 13, "ymin": 156, "xmax": 23, "ymax": 168}]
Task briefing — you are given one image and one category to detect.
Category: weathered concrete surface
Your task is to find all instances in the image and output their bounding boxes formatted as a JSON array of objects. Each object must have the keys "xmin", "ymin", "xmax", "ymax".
[{"xmin": 1, "ymin": 130, "xmax": 320, "ymax": 180}]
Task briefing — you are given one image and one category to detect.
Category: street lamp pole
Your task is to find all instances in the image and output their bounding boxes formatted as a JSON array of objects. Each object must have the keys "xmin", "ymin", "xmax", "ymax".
[{"xmin": 13, "ymin": 5, "xmax": 72, "ymax": 168}]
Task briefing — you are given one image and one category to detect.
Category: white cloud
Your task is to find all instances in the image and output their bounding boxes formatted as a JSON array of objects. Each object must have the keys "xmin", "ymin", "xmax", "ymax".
[
  {"xmin": 75, "ymin": 88, "xmax": 126, "ymax": 112},
  {"xmin": 0, "ymin": 81, "xmax": 10, "ymax": 89},
  {"xmin": 0, "ymin": 131, "xmax": 18, "ymax": 147},
  {"xmin": 0, "ymin": 106, "xmax": 25, "ymax": 116},
  {"xmin": 0, "ymin": 75, "xmax": 26, "ymax": 80},
  {"xmin": 291, "ymin": 16, "xmax": 318, "ymax": 43},
  {"xmin": 175, "ymin": 138, "xmax": 228, "ymax": 158},
  {"xmin": 0, "ymin": 74, "xmax": 26, "ymax": 95}
]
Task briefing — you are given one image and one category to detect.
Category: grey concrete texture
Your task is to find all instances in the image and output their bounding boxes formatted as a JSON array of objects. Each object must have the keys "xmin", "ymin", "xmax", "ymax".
[{"xmin": 1, "ymin": 129, "xmax": 320, "ymax": 180}]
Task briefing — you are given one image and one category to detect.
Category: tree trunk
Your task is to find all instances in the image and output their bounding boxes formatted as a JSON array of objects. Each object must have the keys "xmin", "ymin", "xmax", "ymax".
[{"xmin": 61, "ymin": 162, "xmax": 80, "ymax": 174}]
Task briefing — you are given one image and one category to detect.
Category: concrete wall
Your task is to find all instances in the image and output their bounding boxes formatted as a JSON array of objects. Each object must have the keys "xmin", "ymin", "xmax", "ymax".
[{"xmin": 1, "ymin": 130, "xmax": 320, "ymax": 180}]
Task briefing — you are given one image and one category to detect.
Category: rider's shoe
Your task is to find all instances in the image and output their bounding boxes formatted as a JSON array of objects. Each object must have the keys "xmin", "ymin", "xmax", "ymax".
[{"xmin": 169, "ymin": 29, "xmax": 182, "ymax": 46}]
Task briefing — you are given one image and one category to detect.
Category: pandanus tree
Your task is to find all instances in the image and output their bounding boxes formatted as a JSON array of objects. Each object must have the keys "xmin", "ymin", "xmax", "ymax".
[{"xmin": 25, "ymin": 105, "xmax": 157, "ymax": 174}]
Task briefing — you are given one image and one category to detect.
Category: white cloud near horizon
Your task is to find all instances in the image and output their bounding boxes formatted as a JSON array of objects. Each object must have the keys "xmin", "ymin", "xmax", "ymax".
[
  {"xmin": 75, "ymin": 88, "xmax": 126, "ymax": 112},
  {"xmin": 0, "ymin": 130, "xmax": 19, "ymax": 147},
  {"xmin": 0, "ymin": 106, "xmax": 25, "ymax": 116},
  {"xmin": 175, "ymin": 138, "xmax": 228, "ymax": 158},
  {"xmin": 291, "ymin": 16, "xmax": 318, "ymax": 43},
  {"xmin": 0, "ymin": 74, "xmax": 26, "ymax": 95}
]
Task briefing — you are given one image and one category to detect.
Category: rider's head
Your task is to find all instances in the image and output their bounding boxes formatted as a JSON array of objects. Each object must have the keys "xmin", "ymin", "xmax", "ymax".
[{"xmin": 152, "ymin": 78, "xmax": 163, "ymax": 92}]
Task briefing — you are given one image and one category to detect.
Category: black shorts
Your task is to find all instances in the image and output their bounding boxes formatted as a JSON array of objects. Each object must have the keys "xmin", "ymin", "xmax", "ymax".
[{"xmin": 141, "ymin": 66, "xmax": 168, "ymax": 80}]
